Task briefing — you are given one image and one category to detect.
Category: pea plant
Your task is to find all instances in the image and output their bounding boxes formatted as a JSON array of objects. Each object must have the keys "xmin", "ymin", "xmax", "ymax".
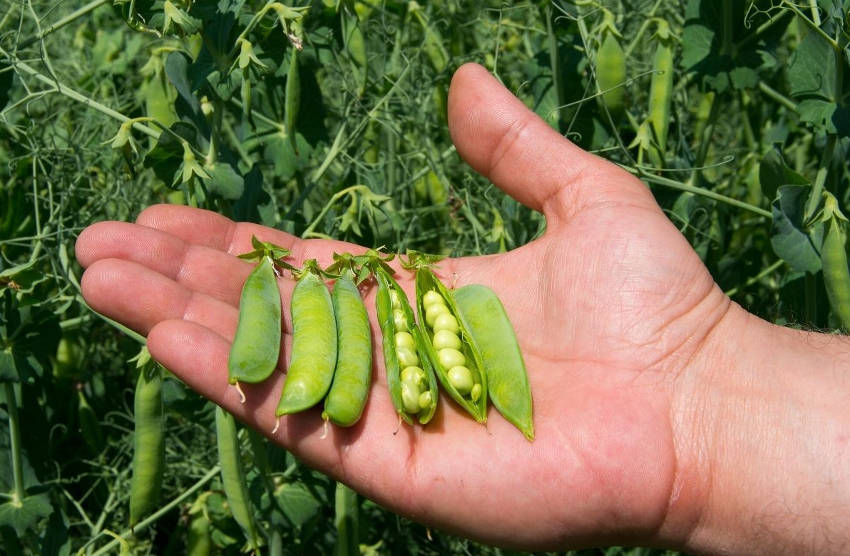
[{"xmin": 1, "ymin": 0, "xmax": 849, "ymax": 554}]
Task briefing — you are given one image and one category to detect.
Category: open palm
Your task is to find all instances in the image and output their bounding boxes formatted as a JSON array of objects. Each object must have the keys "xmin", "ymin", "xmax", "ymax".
[{"xmin": 77, "ymin": 64, "xmax": 728, "ymax": 550}]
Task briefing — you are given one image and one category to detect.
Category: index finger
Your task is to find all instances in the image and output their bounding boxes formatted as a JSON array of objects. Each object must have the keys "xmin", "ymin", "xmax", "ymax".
[{"xmin": 136, "ymin": 203, "xmax": 366, "ymax": 268}]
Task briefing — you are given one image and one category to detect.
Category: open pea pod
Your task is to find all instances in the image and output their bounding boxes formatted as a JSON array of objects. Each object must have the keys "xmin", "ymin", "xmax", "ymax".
[
  {"xmin": 452, "ymin": 285, "xmax": 534, "ymax": 441},
  {"xmin": 415, "ymin": 268, "xmax": 487, "ymax": 423},
  {"xmin": 375, "ymin": 269, "xmax": 438, "ymax": 425}
]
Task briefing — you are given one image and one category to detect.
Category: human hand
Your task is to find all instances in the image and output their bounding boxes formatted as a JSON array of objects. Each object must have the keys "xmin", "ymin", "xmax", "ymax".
[{"xmin": 78, "ymin": 64, "xmax": 847, "ymax": 554}]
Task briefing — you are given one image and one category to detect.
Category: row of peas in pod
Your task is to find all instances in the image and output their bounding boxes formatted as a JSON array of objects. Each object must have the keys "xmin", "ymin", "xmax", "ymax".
[{"xmin": 226, "ymin": 238, "xmax": 534, "ymax": 441}]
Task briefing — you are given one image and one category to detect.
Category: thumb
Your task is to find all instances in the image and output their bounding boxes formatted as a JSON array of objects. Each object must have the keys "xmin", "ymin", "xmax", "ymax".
[{"xmin": 447, "ymin": 63, "xmax": 656, "ymax": 227}]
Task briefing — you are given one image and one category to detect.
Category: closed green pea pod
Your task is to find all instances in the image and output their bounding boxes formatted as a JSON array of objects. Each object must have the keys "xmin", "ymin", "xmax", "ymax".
[
  {"xmin": 375, "ymin": 269, "xmax": 438, "ymax": 425},
  {"xmin": 415, "ymin": 269, "xmax": 487, "ymax": 423},
  {"xmin": 215, "ymin": 407, "xmax": 260, "ymax": 551},
  {"xmin": 452, "ymin": 284, "xmax": 534, "ymax": 441},
  {"xmin": 596, "ymin": 31, "xmax": 626, "ymax": 114},
  {"xmin": 129, "ymin": 360, "xmax": 165, "ymax": 527},
  {"xmin": 322, "ymin": 274, "xmax": 373, "ymax": 427},
  {"xmin": 276, "ymin": 268, "xmax": 337, "ymax": 416},
  {"xmin": 285, "ymin": 47, "xmax": 300, "ymax": 150},
  {"xmin": 648, "ymin": 21, "xmax": 674, "ymax": 163},
  {"xmin": 228, "ymin": 256, "xmax": 281, "ymax": 393},
  {"xmin": 821, "ymin": 200, "xmax": 850, "ymax": 331}
]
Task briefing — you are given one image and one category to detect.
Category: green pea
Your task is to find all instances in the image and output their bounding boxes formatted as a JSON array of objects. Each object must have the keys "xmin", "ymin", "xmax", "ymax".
[
  {"xmin": 447, "ymin": 365, "xmax": 473, "ymax": 396},
  {"xmin": 432, "ymin": 312, "xmax": 459, "ymax": 334},
  {"xmin": 437, "ymin": 348, "xmax": 466, "ymax": 369},
  {"xmin": 425, "ymin": 302, "xmax": 450, "ymax": 327},
  {"xmin": 276, "ymin": 268, "xmax": 337, "ymax": 416},
  {"xmin": 375, "ymin": 269, "xmax": 438, "ymax": 425},
  {"xmin": 452, "ymin": 284, "xmax": 534, "ymax": 441},
  {"xmin": 389, "ymin": 289, "xmax": 401, "ymax": 307},
  {"xmin": 400, "ymin": 365, "xmax": 426, "ymax": 388},
  {"xmin": 397, "ymin": 346, "xmax": 420, "ymax": 368},
  {"xmin": 422, "ymin": 290, "xmax": 443, "ymax": 306},
  {"xmin": 400, "ymin": 380, "xmax": 421, "ymax": 414},
  {"xmin": 395, "ymin": 330, "xmax": 415, "ymax": 350},
  {"xmin": 418, "ymin": 390, "xmax": 433, "ymax": 409},
  {"xmin": 392, "ymin": 309, "xmax": 407, "ymax": 332},
  {"xmin": 415, "ymin": 267, "xmax": 487, "ymax": 423},
  {"xmin": 322, "ymin": 273, "xmax": 372, "ymax": 427},
  {"xmin": 228, "ymin": 256, "xmax": 281, "ymax": 399},
  {"xmin": 432, "ymin": 329, "xmax": 461, "ymax": 350},
  {"xmin": 129, "ymin": 357, "xmax": 165, "ymax": 528}
]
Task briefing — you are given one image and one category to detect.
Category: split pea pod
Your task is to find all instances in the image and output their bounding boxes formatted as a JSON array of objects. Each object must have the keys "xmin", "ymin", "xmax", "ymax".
[
  {"xmin": 129, "ymin": 352, "xmax": 165, "ymax": 527},
  {"xmin": 375, "ymin": 269, "xmax": 438, "ymax": 425},
  {"xmin": 276, "ymin": 262, "xmax": 337, "ymax": 417},
  {"xmin": 228, "ymin": 255, "xmax": 282, "ymax": 400},
  {"xmin": 415, "ymin": 268, "xmax": 487, "ymax": 423},
  {"xmin": 452, "ymin": 285, "xmax": 534, "ymax": 440},
  {"xmin": 322, "ymin": 272, "xmax": 372, "ymax": 427},
  {"xmin": 215, "ymin": 406, "xmax": 260, "ymax": 552}
]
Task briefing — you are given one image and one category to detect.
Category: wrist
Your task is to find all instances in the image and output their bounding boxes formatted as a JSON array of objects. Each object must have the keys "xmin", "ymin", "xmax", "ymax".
[{"xmin": 666, "ymin": 305, "xmax": 850, "ymax": 555}]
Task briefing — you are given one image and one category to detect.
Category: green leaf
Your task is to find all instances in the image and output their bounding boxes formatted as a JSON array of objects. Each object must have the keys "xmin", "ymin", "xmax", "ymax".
[
  {"xmin": 233, "ymin": 166, "xmax": 271, "ymax": 224},
  {"xmin": 771, "ymin": 185, "xmax": 821, "ymax": 273},
  {"xmin": 203, "ymin": 163, "xmax": 244, "ymax": 200},
  {"xmin": 759, "ymin": 148, "xmax": 809, "ymax": 201},
  {"xmin": 682, "ymin": 0, "xmax": 789, "ymax": 92},
  {"xmin": 275, "ymin": 483, "xmax": 321, "ymax": 528},
  {"xmin": 165, "ymin": 51, "xmax": 201, "ymax": 116},
  {"xmin": 788, "ymin": 31, "xmax": 836, "ymax": 100},
  {"xmin": 162, "ymin": 1, "xmax": 202, "ymax": 36},
  {"xmin": 40, "ymin": 507, "xmax": 70, "ymax": 556},
  {"xmin": 0, "ymin": 494, "xmax": 52, "ymax": 536}
]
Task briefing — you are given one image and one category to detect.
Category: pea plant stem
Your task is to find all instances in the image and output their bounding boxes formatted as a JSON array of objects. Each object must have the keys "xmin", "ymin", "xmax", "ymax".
[
  {"xmin": 17, "ymin": 0, "xmax": 111, "ymax": 49},
  {"xmin": 626, "ymin": 166, "xmax": 772, "ymax": 218},
  {"xmin": 758, "ymin": 81, "xmax": 798, "ymax": 113},
  {"xmin": 87, "ymin": 465, "xmax": 221, "ymax": 556},
  {"xmin": 805, "ymin": 134, "xmax": 837, "ymax": 222},
  {"xmin": 624, "ymin": 0, "xmax": 664, "ymax": 58},
  {"xmin": 781, "ymin": 1, "xmax": 840, "ymax": 51},
  {"xmin": 0, "ymin": 49, "xmax": 159, "ymax": 139},
  {"xmin": 688, "ymin": 91, "xmax": 720, "ymax": 187},
  {"xmin": 3, "ymin": 383, "xmax": 26, "ymax": 507},
  {"xmin": 724, "ymin": 259, "xmax": 785, "ymax": 297}
]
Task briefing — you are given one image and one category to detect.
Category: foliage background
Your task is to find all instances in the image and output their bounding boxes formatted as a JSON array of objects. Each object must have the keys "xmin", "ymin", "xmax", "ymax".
[{"xmin": 1, "ymin": 0, "xmax": 848, "ymax": 554}]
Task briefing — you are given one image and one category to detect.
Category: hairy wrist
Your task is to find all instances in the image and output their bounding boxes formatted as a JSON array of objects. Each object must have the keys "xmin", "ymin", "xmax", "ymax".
[{"xmin": 666, "ymin": 305, "xmax": 850, "ymax": 555}]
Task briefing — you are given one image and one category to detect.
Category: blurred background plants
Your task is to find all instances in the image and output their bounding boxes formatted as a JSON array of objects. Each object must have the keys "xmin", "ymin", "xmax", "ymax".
[{"xmin": 1, "ymin": 0, "xmax": 848, "ymax": 554}]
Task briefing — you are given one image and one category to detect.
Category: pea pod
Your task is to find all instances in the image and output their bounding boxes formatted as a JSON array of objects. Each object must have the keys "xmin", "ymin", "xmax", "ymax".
[
  {"xmin": 595, "ymin": 9, "xmax": 625, "ymax": 115},
  {"xmin": 215, "ymin": 406, "xmax": 260, "ymax": 552},
  {"xmin": 452, "ymin": 285, "xmax": 534, "ymax": 440},
  {"xmin": 819, "ymin": 194, "xmax": 850, "ymax": 330},
  {"xmin": 648, "ymin": 20, "xmax": 674, "ymax": 165},
  {"xmin": 415, "ymin": 268, "xmax": 487, "ymax": 423},
  {"xmin": 322, "ymin": 272, "xmax": 373, "ymax": 427},
  {"xmin": 276, "ymin": 262, "xmax": 337, "ymax": 417},
  {"xmin": 285, "ymin": 46, "xmax": 300, "ymax": 151},
  {"xmin": 374, "ymin": 268, "xmax": 438, "ymax": 425},
  {"xmin": 129, "ymin": 350, "xmax": 165, "ymax": 527},
  {"xmin": 228, "ymin": 255, "xmax": 281, "ymax": 398}
]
